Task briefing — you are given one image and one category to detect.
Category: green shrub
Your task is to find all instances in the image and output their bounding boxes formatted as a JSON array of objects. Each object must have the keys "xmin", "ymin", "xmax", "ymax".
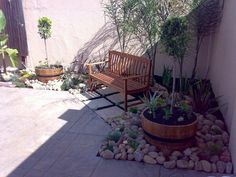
[
  {"xmin": 107, "ymin": 131, "xmax": 121, "ymax": 143},
  {"xmin": 128, "ymin": 140, "xmax": 139, "ymax": 150},
  {"xmin": 105, "ymin": 144, "xmax": 114, "ymax": 152},
  {"xmin": 129, "ymin": 107, "xmax": 138, "ymax": 114},
  {"xmin": 128, "ymin": 130, "xmax": 138, "ymax": 139},
  {"xmin": 207, "ymin": 142, "xmax": 223, "ymax": 155}
]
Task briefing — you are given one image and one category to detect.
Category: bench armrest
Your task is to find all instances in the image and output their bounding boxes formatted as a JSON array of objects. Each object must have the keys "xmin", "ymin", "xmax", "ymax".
[
  {"xmin": 87, "ymin": 61, "xmax": 108, "ymax": 74},
  {"xmin": 87, "ymin": 61, "xmax": 108, "ymax": 66}
]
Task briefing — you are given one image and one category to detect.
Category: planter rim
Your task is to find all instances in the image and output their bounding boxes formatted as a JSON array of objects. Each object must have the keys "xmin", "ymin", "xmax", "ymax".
[
  {"xmin": 141, "ymin": 108, "xmax": 198, "ymax": 128},
  {"xmin": 35, "ymin": 65, "xmax": 63, "ymax": 70}
]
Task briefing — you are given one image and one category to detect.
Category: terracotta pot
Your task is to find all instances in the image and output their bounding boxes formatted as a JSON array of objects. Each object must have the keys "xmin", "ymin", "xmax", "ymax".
[
  {"xmin": 35, "ymin": 66, "xmax": 63, "ymax": 83},
  {"xmin": 141, "ymin": 108, "xmax": 198, "ymax": 151}
]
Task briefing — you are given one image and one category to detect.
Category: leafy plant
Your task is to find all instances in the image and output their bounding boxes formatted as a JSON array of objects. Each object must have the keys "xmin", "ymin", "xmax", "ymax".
[
  {"xmin": 128, "ymin": 130, "xmax": 138, "ymax": 139},
  {"xmin": 104, "ymin": 0, "xmax": 137, "ymax": 52},
  {"xmin": 162, "ymin": 65, "xmax": 172, "ymax": 90},
  {"xmin": 163, "ymin": 107, "xmax": 172, "ymax": 120},
  {"xmin": 140, "ymin": 91, "xmax": 161, "ymax": 118},
  {"xmin": 128, "ymin": 140, "xmax": 139, "ymax": 150},
  {"xmin": 157, "ymin": 98, "xmax": 166, "ymax": 107},
  {"xmin": 105, "ymin": 144, "xmax": 114, "ymax": 152},
  {"xmin": 207, "ymin": 142, "xmax": 223, "ymax": 155},
  {"xmin": 0, "ymin": 10, "xmax": 18, "ymax": 73},
  {"xmin": 190, "ymin": 80, "xmax": 212, "ymax": 114},
  {"xmin": 129, "ymin": 107, "xmax": 138, "ymax": 114},
  {"xmin": 38, "ymin": 16, "xmax": 52, "ymax": 65},
  {"xmin": 178, "ymin": 101, "xmax": 192, "ymax": 113},
  {"xmin": 107, "ymin": 131, "xmax": 122, "ymax": 143},
  {"xmin": 160, "ymin": 16, "xmax": 190, "ymax": 95}
]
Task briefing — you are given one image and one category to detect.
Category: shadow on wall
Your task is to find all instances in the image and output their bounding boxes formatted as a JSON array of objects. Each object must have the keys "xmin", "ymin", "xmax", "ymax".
[{"xmin": 70, "ymin": 22, "xmax": 145, "ymax": 73}]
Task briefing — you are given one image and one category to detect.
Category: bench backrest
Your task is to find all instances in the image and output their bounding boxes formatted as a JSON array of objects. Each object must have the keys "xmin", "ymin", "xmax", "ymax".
[{"xmin": 108, "ymin": 50, "xmax": 151, "ymax": 86}]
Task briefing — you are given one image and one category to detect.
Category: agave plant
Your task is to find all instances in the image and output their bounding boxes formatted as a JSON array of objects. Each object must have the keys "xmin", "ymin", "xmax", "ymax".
[
  {"xmin": 0, "ymin": 10, "xmax": 18, "ymax": 73},
  {"xmin": 141, "ymin": 91, "xmax": 162, "ymax": 118}
]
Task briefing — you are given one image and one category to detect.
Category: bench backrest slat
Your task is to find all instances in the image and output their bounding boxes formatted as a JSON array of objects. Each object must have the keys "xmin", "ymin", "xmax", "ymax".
[{"xmin": 108, "ymin": 50, "xmax": 151, "ymax": 86}]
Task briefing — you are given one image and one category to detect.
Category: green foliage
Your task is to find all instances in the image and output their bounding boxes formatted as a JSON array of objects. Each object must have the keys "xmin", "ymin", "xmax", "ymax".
[
  {"xmin": 163, "ymin": 107, "xmax": 172, "ymax": 120},
  {"xmin": 60, "ymin": 71, "xmax": 85, "ymax": 91},
  {"xmin": 129, "ymin": 107, "xmax": 138, "ymax": 114},
  {"xmin": 20, "ymin": 70, "xmax": 36, "ymax": 80},
  {"xmin": 140, "ymin": 91, "xmax": 161, "ymax": 117},
  {"xmin": 38, "ymin": 17, "xmax": 52, "ymax": 40},
  {"xmin": 178, "ymin": 101, "xmax": 192, "ymax": 113},
  {"xmin": 128, "ymin": 140, "xmax": 139, "ymax": 150},
  {"xmin": 160, "ymin": 16, "xmax": 190, "ymax": 94},
  {"xmin": 0, "ymin": 10, "xmax": 6, "ymax": 32},
  {"xmin": 128, "ymin": 130, "xmax": 138, "ymax": 139},
  {"xmin": 105, "ymin": 144, "xmax": 114, "ymax": 152},
  {"xmin": 107, "ymin": 131, "xmax": 122, "ymax": 143},
  {"xmin": 207, "ymin": 142, "xmax": 223, "ymax": 155},
  {"xmin": 104, "ymin": 0, "xmax": 194, "ymax": 80},
  {"xmin": 104, "ymin": 0, "xmax": 137, "ymax": 52},
  {"xmin": 160, "ymin": 17, "xmax": 190, "ymax": 61},
  {"xmin": 190, "ymin": 80, "xmax": 212, "ymax": 114},
  {"xmin": 11, "ymin": 76, "xmax": 27, "ymax": 88},
  {"xmin": 162, "ymin": 65, "xmax": 172, "ymax": 89},
  {"xmin": 157, "ymin": 98, "xmax": 166, "ymax": 107},
  {"xmin": 0, "ymin": 10, "xmax": 18, "ymax": 73}
]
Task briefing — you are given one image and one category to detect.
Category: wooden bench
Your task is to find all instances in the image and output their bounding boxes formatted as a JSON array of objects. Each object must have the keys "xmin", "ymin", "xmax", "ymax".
[{"xmin": 87, "ymin": 51, "xmax": 152, "ymax": 111}]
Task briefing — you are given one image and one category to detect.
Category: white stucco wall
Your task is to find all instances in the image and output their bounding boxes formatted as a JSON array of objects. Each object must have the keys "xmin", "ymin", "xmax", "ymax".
[
  {"xmin": 208, "ymin": 0, "xmax": 236, "ymax": 173},
  {"xmin": 22, "ymin": 0, "xmax": 106, "ymax": 67},
  {"xmin": 22, "ymin": 0, "xmax": 210, "ymax": 78}
]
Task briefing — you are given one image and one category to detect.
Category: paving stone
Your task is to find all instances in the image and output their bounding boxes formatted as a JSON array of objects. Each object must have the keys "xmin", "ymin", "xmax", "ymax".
[
  {"xmin": 106, "ymin": 93, "xmax": 134, "ymax": 104},
  {"xmin": 76, "ymin": 91, "xmax": 100, "ymax": 101},
  {"xmin": 95, "ymin": 106, "xmax": 124, "ymax": 120},
  {"xmin": 91, "ymin": 159, "xmax": 160, "ymax": 177},
  {"xmin": 84, "ymin": 98, "xmax": 113, "ymax": 110},
  {"xmin": 77, "ymin": 117, "xmax": 111, "ymax": 136},
  {"xmin": 120, "ymin": 100, "xmax": 146, "ymax": 110},
  {"xmin": 96, "ymin": 87, "xmax": 117, "ymax": 95}
]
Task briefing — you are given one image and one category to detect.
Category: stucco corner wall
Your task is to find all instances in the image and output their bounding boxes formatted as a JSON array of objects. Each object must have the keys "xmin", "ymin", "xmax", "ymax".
[
  {"xmin": 208, "ymin": 0, "xmax": 236, "ymax": 173},
  {"xmin": 22, "ymin": 0, "xmax": 106, "ymax": 67}
]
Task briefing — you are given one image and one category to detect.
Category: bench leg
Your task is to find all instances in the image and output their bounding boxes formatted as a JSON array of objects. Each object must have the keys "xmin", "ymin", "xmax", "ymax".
[
  {"xmin": 88, "ymin": 77, "xmax": 94, "ymax": 91},
  {"xmin": 124, "ymin": 93, "xmax": 128, "ymax": 112}
]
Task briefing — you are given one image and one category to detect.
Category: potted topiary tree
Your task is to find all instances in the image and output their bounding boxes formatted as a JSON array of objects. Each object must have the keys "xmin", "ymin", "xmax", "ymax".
[
  {"xmin": 141, "ymin": 17, "xmax": 197, "ymax": 152},
  {"xmin": 0, "ymin": 10, "xmax": 18, "ymax": 80},
  {"xmin": 35, "ymin": 17, "xmax": 63, "ymax": 83}
]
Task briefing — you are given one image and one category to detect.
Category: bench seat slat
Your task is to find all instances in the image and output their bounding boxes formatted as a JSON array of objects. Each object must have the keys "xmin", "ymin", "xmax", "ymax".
[{"xmin": 90, "ymin": 71, "xmax": 146, "ymax": 92}]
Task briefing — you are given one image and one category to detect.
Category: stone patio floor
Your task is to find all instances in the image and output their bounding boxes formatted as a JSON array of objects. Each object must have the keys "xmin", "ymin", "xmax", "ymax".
[{"xmin": 0, "ymin": 87, "xmax": 234, "ymax": 177}]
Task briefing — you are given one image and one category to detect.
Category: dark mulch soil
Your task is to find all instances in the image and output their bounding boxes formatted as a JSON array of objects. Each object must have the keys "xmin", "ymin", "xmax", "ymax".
[{"xmin": 143, "ymin": 106, "xmax": 196, "ymax": 126}]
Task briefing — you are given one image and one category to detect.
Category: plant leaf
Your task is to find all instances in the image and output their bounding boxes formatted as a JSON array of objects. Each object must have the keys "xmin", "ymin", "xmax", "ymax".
[
  {"xmin": 0, "ymin": 10, "xmax": 6, "ymax": 33},
  {"xmin": 5, "ymin": 48, "xmax": 18, "ymax": 67},
  {"xmin": 0, "ymin": 34, "xmax": 8, "ymax": 47}
]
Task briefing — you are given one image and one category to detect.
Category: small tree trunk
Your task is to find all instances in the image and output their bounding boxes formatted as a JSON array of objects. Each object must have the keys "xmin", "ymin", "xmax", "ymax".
[
  {"xmin": 44, "ymin": 39, "xmax": 49, "ymax": 65},
  {"xmin": 191, "ymin": 36, "xmax": 201, "ymax": 79},
  {"xmin": 171, "ymin": 61, "xmax": 176, "ymax": 114},
  {"xmin": 2, "ymin": 59, "xmax": 7, "ymax": 73},
  {"xmin": 179, "ymin": 58, "xmax": 183, "ymax": 95}
]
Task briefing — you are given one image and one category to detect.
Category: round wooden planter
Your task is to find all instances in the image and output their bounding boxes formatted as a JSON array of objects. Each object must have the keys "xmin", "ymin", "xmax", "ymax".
[
  {"xmin": 141, "ymin": 108, "xmax": 198, "ymax": 152},
  {"xmin": 35, "ymin": 66, "xmax": 63, "ymax": 83}
]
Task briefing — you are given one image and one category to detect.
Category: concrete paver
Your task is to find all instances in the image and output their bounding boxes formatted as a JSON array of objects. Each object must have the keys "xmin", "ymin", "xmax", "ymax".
[
  {"xmin": 84, "ymin": 98, "xmax": 113, "ymax": 110},
  {"xmin": 95, "ymin": 106, "xmax": 124, "ymax": 121},
  {"xmin": 0, "ymin": 87, "xmax": 235, "ymax": 177}
]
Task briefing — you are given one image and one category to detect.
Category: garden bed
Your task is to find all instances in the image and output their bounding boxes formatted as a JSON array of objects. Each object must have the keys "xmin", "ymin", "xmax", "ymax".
[{"xmin": 98, "ymin": 110, "xmax": 233, "ymax": 174}]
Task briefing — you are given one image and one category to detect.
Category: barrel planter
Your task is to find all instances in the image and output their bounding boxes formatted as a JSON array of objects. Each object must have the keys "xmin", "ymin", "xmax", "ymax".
[
  {"xmin": 35, "ymin": 65, "xmax": 63, "ymax": 83},
  {"xmin": 141, "ymin": 108, "xmax": 198, "ymax": 152}
]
